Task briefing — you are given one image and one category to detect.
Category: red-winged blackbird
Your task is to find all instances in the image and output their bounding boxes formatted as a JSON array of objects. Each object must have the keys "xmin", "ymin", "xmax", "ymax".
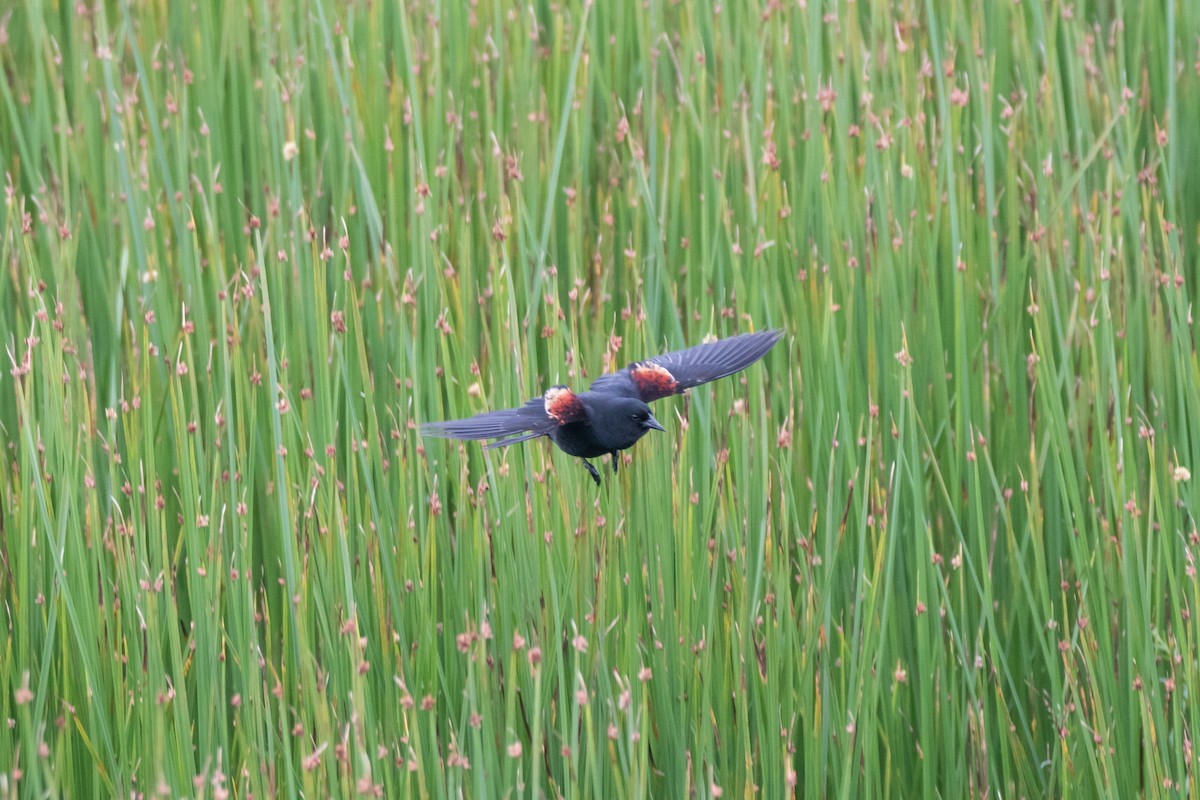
[{"xmin": 422, "ymin": 329, "xmax": 783, "ymax": 485}]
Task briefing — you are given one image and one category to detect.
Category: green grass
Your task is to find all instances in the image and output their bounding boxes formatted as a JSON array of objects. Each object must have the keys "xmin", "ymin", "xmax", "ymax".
[{"xmin": 2, "ymin": 0, "xmax": 1199, "ymax": 796}]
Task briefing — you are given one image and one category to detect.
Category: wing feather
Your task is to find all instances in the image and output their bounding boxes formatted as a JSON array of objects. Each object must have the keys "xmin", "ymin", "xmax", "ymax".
[
  {"xmin": 421, "ymin": 384, "xmax": 591, "ymax": 448},
  {"xmin": 590, "ymin": 329, "xmax": 783, "ymax": 402},
  {"xmin": 420, "ymin": 397, "xmax": 553, "ymax": 446}
]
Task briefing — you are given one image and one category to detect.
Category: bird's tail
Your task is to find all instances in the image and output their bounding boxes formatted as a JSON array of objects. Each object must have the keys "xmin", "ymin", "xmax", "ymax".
[
  {"xmin": 483, "ymin": 431, "xmax": 546, "ymax": 449},
  {"xmin": 420, "ymin": 398, "xmax": 551, "ymax": 446}
]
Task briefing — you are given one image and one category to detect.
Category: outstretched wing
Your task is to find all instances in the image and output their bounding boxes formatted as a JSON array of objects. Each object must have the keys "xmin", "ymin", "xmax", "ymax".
[
  {"xmin": 590, "ymin": 329, "xmax": 784, "ymax": 403},
  {"xmin": 420, "ymin": 386, "xmax": 588, "ymax": 449}
]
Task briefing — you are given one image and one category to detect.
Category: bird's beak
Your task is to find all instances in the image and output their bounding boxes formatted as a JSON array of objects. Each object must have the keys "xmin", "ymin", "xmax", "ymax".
[{"xmin": 644, "ymin": 415, "xmax": 665, "ymax": 432}]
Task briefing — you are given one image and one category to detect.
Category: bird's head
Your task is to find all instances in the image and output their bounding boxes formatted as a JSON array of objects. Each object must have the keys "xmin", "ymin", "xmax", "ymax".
[
  {"xmin": 608, "ymin": 398, "xmax": 664, "ymax": 449},
  {"xmin": 631, "ymin": 401, "xmax": 665, "ymax": 433}
]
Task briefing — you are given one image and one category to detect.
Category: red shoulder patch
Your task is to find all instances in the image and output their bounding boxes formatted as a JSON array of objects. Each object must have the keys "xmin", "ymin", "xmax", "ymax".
[
  {"xmin": 544, "ymin": 386, "xmax": 586, "ymax": 424},
  {"xmin": 630, "ymin": 362, "xmax": 679, "ymax": 401}
]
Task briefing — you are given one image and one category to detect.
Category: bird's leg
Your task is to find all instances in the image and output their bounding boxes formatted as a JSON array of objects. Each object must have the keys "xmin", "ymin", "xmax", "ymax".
[
  {"xmin": 582, "ymin": 459, "xmax": 601, "ymax": 486},
  {"xmin": 610, "ymin": 452, "xmax": 619, "ymax": 473}
]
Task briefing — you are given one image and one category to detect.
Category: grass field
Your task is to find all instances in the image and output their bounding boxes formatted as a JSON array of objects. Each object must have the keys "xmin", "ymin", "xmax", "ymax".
[{"xmin": 3, "ymin": 0, "xmax": 1200, "ymax": 796}]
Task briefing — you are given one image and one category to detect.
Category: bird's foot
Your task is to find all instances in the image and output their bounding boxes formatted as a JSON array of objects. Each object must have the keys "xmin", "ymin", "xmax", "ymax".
[
  {"xmin": 582, "ymin": 459, "xmax": 601, "ymax": 486},
  {"xmin": 610, "ymin": 452, "xmax": 619, "ymax": 474}
]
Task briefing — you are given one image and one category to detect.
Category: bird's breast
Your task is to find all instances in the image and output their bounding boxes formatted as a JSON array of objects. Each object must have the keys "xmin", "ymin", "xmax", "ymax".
[
  {"xmin": 550, "ymin": 421, "xmax": 645, "ymax": 458},
  {"xmin": 549, "ymin": 422, "xmax": 608, "ymax": 458}
]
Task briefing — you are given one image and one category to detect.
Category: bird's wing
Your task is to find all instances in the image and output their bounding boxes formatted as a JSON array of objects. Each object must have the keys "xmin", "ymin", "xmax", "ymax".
[
  {"xmin": 420, "ymin": 386, "xmax": 587, "ymax": 449},
  {"xmin": 542, "ymin": 386, "xmax": 588, "ymax": 424},
  {"xmin": 589, "ymin": 329, "xmax": 784, "ymax": 403}
]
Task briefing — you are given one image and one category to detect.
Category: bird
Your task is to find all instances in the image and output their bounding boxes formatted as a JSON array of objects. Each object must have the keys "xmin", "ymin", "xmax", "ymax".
[{"xmin": 421, "ymin": 328, "xmax": 784, "ymax": 485}]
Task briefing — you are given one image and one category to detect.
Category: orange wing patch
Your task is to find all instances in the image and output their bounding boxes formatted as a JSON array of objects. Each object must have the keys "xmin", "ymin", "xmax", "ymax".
[
  {"xmin": 544, "ymin": 386, "xmax": 586, "ymax": 424},
  {"xmin": 630, "ymin": 362, "xmax": 679, "ymax": 400}
]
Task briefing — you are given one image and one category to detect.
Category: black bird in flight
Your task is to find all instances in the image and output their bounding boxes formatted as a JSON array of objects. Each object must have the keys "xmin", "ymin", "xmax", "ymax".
[{"xmin": 422, "ymin": 329, "xmax": 783, "ymax": 485}]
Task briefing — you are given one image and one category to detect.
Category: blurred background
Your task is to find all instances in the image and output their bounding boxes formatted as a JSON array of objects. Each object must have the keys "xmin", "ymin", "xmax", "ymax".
[{"xmin": 2, "ymin": 1, "xmax": 1199, "ymax": 796}]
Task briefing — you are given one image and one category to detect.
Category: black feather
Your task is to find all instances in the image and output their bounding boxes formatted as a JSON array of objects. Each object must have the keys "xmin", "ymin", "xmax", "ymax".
[
  {"xmin": 420, "ymin": 397, "xmax": 551, "ymax": 444},
  {"xmin": 590, "ymin": 329, "xmax": 784, "ymax": 401}
]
